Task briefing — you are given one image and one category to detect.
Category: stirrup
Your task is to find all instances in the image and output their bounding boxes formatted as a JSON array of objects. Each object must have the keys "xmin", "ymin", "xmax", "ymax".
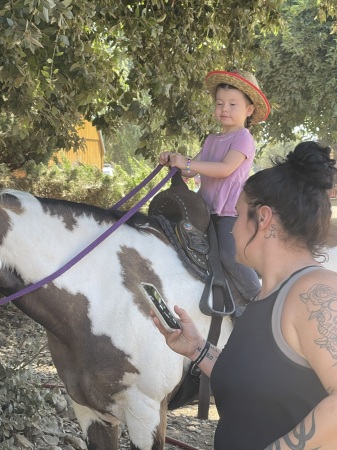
[{"xmin": 199, "ymin": 276, "xmax": 235, "ymax": 317}]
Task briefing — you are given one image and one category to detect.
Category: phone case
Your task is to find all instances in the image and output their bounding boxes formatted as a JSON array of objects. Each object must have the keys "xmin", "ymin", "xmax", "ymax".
[{"xmin": 140, "ymin": 282, "xmax": 182, "ymax": 332}]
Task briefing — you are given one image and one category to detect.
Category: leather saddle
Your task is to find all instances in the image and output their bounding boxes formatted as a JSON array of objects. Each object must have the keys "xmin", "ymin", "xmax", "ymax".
[
  {"xmin": 148, "ymin": 171, "xmax": 235, "ymax": 317},
  {"xmin": 149, "ymin": 171, "xmax": 210, "ymax": 280}
]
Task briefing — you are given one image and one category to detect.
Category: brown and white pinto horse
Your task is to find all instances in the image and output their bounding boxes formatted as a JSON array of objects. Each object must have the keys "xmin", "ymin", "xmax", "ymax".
[{"xmin": 0, "ymin": 189, "xmax": 233, "ymax": 450}]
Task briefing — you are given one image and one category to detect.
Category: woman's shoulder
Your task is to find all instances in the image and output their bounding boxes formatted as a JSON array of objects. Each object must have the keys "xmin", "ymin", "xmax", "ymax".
[
  {"xmin": 296, "ymin": 266, "xmax": 337, "ymax": 285},
  {"xmin": 283, "ymin": 267, "xmax": 337, "ymax": 325},
  {"xmin": 287, "ymin": 267, "xmax": 337, "ymax": 299},
  {"xmin": 284, "ymin": 267, "xmax": 337, "ymax": 382}
]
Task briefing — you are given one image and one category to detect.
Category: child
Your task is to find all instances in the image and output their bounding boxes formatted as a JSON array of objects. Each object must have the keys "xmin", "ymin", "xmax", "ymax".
[{"xmin": 159, "ymin": 69, "xmax": 270, "ymax": 316}]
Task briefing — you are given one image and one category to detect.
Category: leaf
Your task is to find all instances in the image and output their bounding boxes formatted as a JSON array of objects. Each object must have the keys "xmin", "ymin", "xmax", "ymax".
[
  {"xmin": 42, "ymin": 6, "xmax": 49, "ymax": 22},
  {"xmin": 59, "ymin": 34, "xmax": 69, "ymax": 47},
  {"xmin": 42, "ymin": 0, "xmax": 56, "ymax": 8},
  {"xmin": 69, "ymin": 62, "xmax": 81, "ymax": 71}
]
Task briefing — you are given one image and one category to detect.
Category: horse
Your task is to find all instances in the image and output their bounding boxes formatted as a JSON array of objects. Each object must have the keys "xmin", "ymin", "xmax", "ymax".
[{"xmin": 0, "ymin": 188, "xmax": 233, "ymax": 450}]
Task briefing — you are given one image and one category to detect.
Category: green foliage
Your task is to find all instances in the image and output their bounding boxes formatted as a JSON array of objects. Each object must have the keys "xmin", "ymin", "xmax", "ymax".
[
  {"xmin": 0, "ymin": 156, "xmax": 169, "ymax": 212},
  {"xmin": 0, "ymin": 0, "xmax": 284, "ymax": 168},
  {"xmin": 0, "ymin": 0, "xmax": 126, "ymax": 168},
  {"xmin": 255, "ymin": 139, "xmax": 300, "ymax": 169},
  {"xmin": 254, "ymin": 0, "xmax": 337, "ymax": 143},
  {"xmin": 102, "ymin": 120, "xmax": 201, "ymax": 170},
  {"xmin": 2, "ymin": 0, "xmax": 337, "ymax": 166},
  {"xmin": 103, "ymin": 122, "xmax": 143, "ymax": 170}
]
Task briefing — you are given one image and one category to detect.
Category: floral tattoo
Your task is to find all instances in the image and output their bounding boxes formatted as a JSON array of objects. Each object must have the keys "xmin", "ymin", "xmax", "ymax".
[{"xmin": 300, "ymin": 284, "xmax": 337, "ymax": 362}]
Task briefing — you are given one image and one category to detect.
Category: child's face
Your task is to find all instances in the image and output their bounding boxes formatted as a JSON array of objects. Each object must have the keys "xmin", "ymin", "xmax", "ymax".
[{"xmin": 214, "ymin": 87, "xmax": 255, "ymax": 132}]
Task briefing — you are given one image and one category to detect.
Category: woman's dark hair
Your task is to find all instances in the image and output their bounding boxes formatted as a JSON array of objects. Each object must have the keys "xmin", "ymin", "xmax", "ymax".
[
  {"xmin": 243, "ymin": 141, "xmax": 337, "ymax": 259},
  {"xmin": 215, "ymin": 83, "xmax": 253, "ymax": 129}
]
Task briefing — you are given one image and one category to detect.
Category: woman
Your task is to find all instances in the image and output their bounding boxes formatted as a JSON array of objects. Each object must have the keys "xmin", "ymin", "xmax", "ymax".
[{"xmin": 153, "ymin": 141, "xmax": 337, "ymax": 449}]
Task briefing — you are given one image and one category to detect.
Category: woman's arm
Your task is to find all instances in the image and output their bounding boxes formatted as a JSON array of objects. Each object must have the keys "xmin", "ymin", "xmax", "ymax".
[
  {"xmin": 265, "ymin": 271, "xmax": 337, "ymax": 449},
  {"xmin": 264, "ymin": 394, "xmax": 337, "ymax": 449},
  {"xmin": 190, "ymin": 339, "xmax": 221, "ymax": 378}
]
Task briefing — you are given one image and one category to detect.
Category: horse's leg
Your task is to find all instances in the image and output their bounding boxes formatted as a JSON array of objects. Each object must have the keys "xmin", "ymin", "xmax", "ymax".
[
  {"xmin": 72, "ymin": 401, "xmax": 120, "ymax": 450},
  {"xmin": 128, "ymin": 397, "xmax": 167, "ymax": 450},
  {"xmin": 86, "ymin": 420, "xmax": 119, "ymax": 450}
]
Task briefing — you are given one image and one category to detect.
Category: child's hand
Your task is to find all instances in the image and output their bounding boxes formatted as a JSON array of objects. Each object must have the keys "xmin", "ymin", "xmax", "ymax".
[
  {"xmin": 168, "ymin": 153, "xmax": 188, "ymax": 170},
  {"xmin": 158, "ymin": 151, "xmax": 172, "ymax": 167}
]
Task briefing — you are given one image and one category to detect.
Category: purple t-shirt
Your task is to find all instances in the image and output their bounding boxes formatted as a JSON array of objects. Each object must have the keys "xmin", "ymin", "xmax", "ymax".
[{"xmin": 198, "ymin": 128, "xmax": 255, "ymax": 217}]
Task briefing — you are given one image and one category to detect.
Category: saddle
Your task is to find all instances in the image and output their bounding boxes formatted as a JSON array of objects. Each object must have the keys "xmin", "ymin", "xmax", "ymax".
[
  {"xmin": 149, "ymin": 172, "xmax": 209, "ymax": 281},
  {"xmin": 148, "ymin": 171, "xmax": 235, "ymax": 317}
]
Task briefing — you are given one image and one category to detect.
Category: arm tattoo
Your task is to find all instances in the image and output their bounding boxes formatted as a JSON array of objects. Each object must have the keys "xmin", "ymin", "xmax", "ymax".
[
  {"xmin": 300, "ymin": 284, "xmax": 337, "ymax": 362},
  {"xmin": 196, "ymin": 343, "xmax": 204, "ymax": 352},
  {"xmin": 264, "ymin": 411, "xmax": 320, "ymax": 449},
  {"xmin": 195, "ymin": 343, "xmax": 218, "ymax": 362},
  {"xmin": 206, "ymin": 343, "xmax": 218, "ymax": 362}
]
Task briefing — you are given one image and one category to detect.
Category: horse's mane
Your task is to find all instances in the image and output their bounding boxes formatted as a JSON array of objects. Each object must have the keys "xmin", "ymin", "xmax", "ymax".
[{"xmin": 36, "ymin": 195, "xmax": 152, "ymax": 230}]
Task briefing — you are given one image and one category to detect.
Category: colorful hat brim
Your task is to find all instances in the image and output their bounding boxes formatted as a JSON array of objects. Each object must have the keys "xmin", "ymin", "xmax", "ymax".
[{"xmin": 205, "ymin": 71, "xmax": 270, "ymax": 123}]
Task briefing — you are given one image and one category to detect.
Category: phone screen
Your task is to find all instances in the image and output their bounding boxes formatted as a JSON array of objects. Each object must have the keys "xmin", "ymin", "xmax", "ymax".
[{"xmin": 140, "ymin": 283, "xmax": 181, "ymax": 330}]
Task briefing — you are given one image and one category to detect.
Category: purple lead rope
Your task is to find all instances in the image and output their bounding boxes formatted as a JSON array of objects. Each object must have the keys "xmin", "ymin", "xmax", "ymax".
[
  {"xmin": 0, "ymin": 166, "xmax": 177, "ymax": 306},
  {"xmin": 110, "ymin": 164, "xmax": 164, "ymax": 210}
]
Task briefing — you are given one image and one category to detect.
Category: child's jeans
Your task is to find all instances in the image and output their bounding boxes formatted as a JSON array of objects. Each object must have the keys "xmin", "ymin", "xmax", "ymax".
[{"xmin": 211, "ymin": 214, "xmax": 261, "ymax": 317}]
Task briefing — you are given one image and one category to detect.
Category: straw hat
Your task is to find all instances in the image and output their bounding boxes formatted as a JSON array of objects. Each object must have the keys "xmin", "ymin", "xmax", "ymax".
[{"xmin": 205, "ymin": 69, "xmax": 270, "ymax": 123}]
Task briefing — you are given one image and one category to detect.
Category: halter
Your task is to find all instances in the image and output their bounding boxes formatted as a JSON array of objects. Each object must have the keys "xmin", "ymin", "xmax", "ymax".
[{"xmin": 0, "ymin": 165, "xmax": 178, "ymax": 306}]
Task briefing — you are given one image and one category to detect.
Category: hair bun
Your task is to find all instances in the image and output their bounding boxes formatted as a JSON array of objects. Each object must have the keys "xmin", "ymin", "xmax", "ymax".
[{"xmin": 285, "ymin": 141, "xmax": 336, "ymax": 190}]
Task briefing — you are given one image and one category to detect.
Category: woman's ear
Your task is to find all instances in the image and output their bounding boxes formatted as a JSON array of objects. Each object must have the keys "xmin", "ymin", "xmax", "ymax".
[{"xmin": 258, "ymin": 205, "xmax": 273, "ymax": 227}]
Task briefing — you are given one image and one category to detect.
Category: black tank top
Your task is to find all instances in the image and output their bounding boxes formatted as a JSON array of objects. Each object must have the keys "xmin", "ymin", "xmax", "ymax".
[{"xmin": 210, "ymin": 267, "xmax": 327, "ymax": 450}]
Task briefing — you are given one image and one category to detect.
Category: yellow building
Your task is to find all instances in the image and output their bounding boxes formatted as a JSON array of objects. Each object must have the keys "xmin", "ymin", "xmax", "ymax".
[{"xmin": 54, "ymin": 120, "xmax": 105, "ymax": 170}]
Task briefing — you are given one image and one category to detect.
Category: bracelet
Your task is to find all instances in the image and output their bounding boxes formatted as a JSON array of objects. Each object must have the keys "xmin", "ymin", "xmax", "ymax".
[
  {"xmin": 186, "ymin": 156, "xmax": 191, "ymax": 173},
  {"xmin": 192, "ymin": 341, "xmax": 210, "ymax": 367}
]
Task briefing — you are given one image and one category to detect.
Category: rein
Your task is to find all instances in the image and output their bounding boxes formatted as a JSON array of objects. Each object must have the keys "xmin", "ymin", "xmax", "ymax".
[{"xmin": 0, "ymin": 165, "xmax": 178, "ymax": 306}]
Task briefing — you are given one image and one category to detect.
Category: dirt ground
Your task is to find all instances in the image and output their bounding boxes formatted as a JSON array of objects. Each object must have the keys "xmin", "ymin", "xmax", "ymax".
[{"xmin": 0, "ymin": 303, "xmax": 218, "ymax": 450}]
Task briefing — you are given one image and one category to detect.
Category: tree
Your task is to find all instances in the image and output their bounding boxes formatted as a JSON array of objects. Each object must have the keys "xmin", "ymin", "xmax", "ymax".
[
  {"xmin": 0, "ymin": 0, "xmax": 283, "ymax": 168},
  {"xmin": 253, "ymin": 0, "xmax": 337, "ymax": 144}
]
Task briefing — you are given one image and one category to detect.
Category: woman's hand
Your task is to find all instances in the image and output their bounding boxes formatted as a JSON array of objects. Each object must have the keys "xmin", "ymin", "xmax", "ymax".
[{"xmin": 151, "ymin": 305, "xmax": 204, "ymax": 360}]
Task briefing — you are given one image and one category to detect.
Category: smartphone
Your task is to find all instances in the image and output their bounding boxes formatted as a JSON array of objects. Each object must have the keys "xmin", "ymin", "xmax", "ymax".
[{"xmin": 140, "ymin": 282, "xmax": 182, "ymax": 332}]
